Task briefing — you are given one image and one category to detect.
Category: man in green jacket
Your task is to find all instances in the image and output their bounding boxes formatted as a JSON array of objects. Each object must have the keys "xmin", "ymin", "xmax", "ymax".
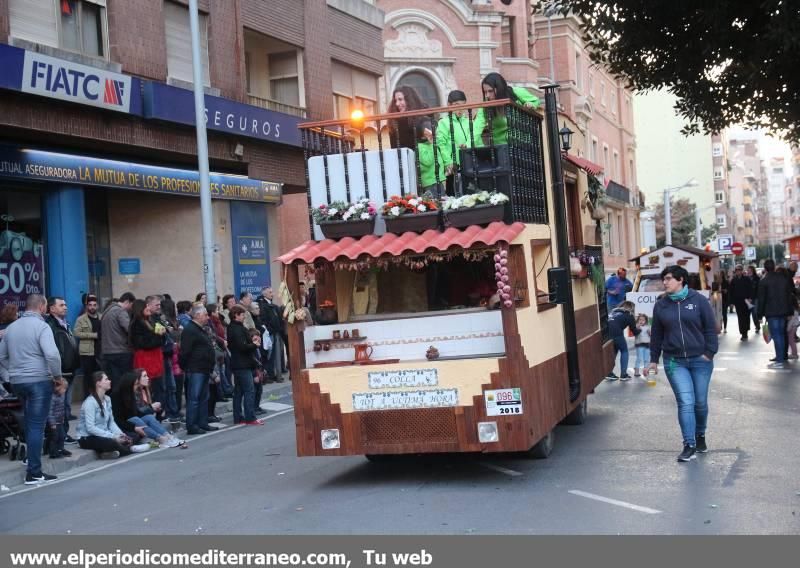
[{"xmin": 436, "ymin": 90, "xmax": 485, "ymax": 196}]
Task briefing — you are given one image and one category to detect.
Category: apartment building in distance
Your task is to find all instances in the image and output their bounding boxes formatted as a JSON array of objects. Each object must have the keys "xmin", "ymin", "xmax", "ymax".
[
  {"xmin": 0, "ymin": 0, "xmax": 384, "ymax": 319},
  {"xmin": 725, "ymin": 136, "xmax": 765, "ymax": 246}
]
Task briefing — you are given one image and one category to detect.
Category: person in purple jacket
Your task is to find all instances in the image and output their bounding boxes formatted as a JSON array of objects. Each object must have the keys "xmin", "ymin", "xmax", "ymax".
[{"xmin": 648, "ymin": 265, "xmax": 718, "ymax": 463}]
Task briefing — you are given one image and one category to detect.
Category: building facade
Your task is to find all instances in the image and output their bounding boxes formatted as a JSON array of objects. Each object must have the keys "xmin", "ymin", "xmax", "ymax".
[
  {"xmin": 375, "ymin": 0, "xmax": 640, "ymax": 271},
  {"xmin": 725, "ymin": 136, "xmax": 766, "ymax": 246},
  {"xmin": 0, "ymin": 0, "xmax": 384, "ymax": 320}
]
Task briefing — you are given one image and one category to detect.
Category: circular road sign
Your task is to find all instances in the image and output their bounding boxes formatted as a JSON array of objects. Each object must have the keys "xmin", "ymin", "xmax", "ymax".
[{"xmin": 731, "ymin": 242, "xmax": 744, "ymax": 256}]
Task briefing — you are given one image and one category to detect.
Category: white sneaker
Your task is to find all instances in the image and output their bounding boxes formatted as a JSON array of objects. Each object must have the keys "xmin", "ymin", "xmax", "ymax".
[
  {"xmin": 160, "ymin": 437, "xmax": 181, "ymax": 449},
  {"xmin": 130, "ymin": 443, "xmax": 151, "ymax": 453}
]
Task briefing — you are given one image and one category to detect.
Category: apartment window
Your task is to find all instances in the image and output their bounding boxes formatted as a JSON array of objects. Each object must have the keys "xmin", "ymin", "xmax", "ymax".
[
  {"xmin": 591, "ymin": 138, "xmax": 599, "ymax": 163},
  {"xmin": 601, "ymin": 82, "xmax": 606, "ymax": 106},
  {"xmin": 500, "ymin": 16, "xmax": 516, "ymax": 58},
  {"xmin": 715, "ymin": 191, "xmax": 725, "ymax": 203},
  {"xmin": 613, "ymin": 150, "xmax": 620, "ymax": 181},
  {"xmin": 575, "ymin": 52, "xmax": 582, "ymax": 90},
  {"xmin": 603, "ymin": 144, "xmax": 610, "ymax": 174},
  {"xmin": 268, "ymin": 51, "xmax": 301, "ymax": 107},
  {"xmin": 588, "ymin": 73, "xmax": 594, "ymax": 97},
  {"xmin": 610, "ymin": 90, "xmax": 617, "ymax": 115},
  {"xmin": 165, "ymin": 1, "xmax": 210, "ymax": 86},
  {"xmin": 716, "ymin": 214, "xmax": 727, "ymax": 228},
  {"xmin": 713, "ymin": 167, "xmax": 724, "ymax": 180},
  {"xmin": 332, "ymin": 61, "xmax": 379, "ymax": 119},
  {"xmin": 10, "ymin": 0, "xmax": 107, "ymax": 57},
  {"xmin": 617, "ymin": 213, "xmax": 624, "ymax": 253},
  {"xmin": 712, "ymin": 142, "xmax": 723, "ymax": 157},
  {"xmin": 605, "ymin": 213, "xmax": 614, "ymax": 254},
  {"xmin": 629, "ymin": 158, "xmax": 635, "ymax": 188}
]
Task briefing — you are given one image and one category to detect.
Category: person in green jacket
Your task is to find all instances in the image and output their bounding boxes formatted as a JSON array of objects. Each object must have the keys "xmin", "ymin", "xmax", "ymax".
[
  {"xmin": 479, "ymin": 72, "xmax": 540, "ymax": 146},
  {"xmin": 436, "ymin": 90, "xmax": 485, "ymax": 196},
  {"xmin": 416, "ymin": 120, "xmax": 446, "ymax": 195}
]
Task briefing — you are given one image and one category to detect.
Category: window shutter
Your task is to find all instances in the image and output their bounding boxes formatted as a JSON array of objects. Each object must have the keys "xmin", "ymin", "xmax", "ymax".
[
  {"xmin": 353, "ymin": 70, "xmax": 377, "ymax": 101},
  {"xmin": 165, "ymin": 1, "xmax": 210, "ymax": 86},
  {"xmin": 9, "ymin": 0, "xmax": 59, "ymax": 47},
  {"xmin": 331, "ymin": 61, "xmax": 352, "ymax": 97}
]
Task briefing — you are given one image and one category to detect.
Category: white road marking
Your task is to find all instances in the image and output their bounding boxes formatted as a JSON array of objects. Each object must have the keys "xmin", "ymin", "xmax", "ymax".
[
  {"xmin": 260, "ymin": 402, "xmax": 293, "ymax": 412},
  {"xmin": 480, "ymin": 463, "xmax": 524, "ymax": 477},
  {"xmin": 568, "ymin": 490, "xmax": 662, "ymax": 514},
  {"xmin": 0, "ymin": 408, "xmax": 295, "ymax": 500}
]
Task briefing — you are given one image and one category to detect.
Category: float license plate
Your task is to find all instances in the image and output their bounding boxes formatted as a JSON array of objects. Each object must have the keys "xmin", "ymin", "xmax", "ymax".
[{"xmin": 484, "ymin": 388, "xmax": 523, "ymax": 416}]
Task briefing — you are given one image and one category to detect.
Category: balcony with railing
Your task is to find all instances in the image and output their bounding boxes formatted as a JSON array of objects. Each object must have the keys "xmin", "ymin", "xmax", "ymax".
[
  {"xmin": 247, "ymin": 94, "xmax": 307, "ymax": 118},
  {"xmin": 605, "ymin": 180, "xmax": 631, "ymax": 204},
  {"xmin": 300, "ymin": 100, "xmax": 550, "ymax": 239}
]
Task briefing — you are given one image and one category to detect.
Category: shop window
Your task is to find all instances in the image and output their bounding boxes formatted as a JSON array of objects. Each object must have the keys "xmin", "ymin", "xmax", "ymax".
[
  {"xmin": 9, "ymin": 0, "xmax": 107, "ymax": 58},
  {"xmin": 0, "ymin": 190, "xmax": 44, "ymax": 310},
  {"xmin": 165, "ymin": 1, "xmax": 210, "ymax": 86},
  {"xmin": 530, "ymin": 239, "xmax": 555, "ymax": 311}
]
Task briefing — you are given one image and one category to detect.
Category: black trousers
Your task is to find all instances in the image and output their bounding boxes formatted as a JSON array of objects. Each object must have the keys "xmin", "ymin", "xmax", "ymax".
[
  {"xmin": 721, "ymin": 299, "xmax": 728, "ymax": 330},
  {"xmin": 78, "ymin": 435, "xmax": 131, "ymax": 456},
  {"xmin": 734, "ymin": 302, "xmax": 751, "ymax": 336},
  {"xmin": 103, "ymin": 353, "xmax": 133, "ymax": 388}
]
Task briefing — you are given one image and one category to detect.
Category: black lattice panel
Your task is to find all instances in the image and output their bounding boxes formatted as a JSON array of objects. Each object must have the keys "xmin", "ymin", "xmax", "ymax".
[{"xmin": 359, "ymin": 408, "xmax": 458, "ymax": 446}]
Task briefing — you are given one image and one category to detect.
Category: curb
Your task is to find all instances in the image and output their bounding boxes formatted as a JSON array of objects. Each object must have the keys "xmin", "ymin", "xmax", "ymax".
[{"xmin": 0, "ymin": 382, "xmax": 293, "ymax": 491}]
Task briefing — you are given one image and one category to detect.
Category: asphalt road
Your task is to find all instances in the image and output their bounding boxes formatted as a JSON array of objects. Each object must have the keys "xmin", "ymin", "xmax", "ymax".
[{"xmin": 1, "ymin": 333, "xmax": 799, "ymax": 535}]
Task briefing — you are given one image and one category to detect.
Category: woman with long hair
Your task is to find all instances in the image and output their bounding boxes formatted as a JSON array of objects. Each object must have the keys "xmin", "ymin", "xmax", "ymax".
[
  {"xmin": 479, "ymin": 72, "xmax": 540, "ymax": 146},
  {"xmin": 0, "ymin": 303, "xmax": 18, "ymax": 341},
  {"xmin": 129, "ymin": 299, "xmax": 166, "ymax": 405},
  {"xmin": 76, "ymin": 371, "xmax": 149, "ymax": 458},
  {"xmin": 387, "ymin": 85, "xmax": 429, "ymax": 150},
  {"xmin": 113, "ymin": 369, "xmax": 186, "ymax": 448}
]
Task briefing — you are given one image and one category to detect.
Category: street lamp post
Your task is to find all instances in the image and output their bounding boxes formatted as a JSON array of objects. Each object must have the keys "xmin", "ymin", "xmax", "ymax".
[
  {"xmin": 189, "ymin": 0, "xmax": 217, "ymax": 303},
  {"xmin": 663, "ymin": 179, "xmax": 699, "ymax": 245}
]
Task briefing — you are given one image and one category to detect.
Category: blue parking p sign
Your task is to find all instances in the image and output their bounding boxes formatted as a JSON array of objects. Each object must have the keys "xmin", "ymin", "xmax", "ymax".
[{"xmin": 717, "ymin": 235, "xmax": 733, "ymax": 255}]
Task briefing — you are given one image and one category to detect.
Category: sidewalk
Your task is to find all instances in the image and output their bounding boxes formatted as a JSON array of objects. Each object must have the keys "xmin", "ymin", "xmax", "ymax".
[{"xmin": 0, "ymin": 380, "xmax": 292, "ymax": 491}]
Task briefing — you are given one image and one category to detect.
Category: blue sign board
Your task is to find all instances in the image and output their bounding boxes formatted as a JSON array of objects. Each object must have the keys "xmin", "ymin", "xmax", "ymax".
[
  {"xmin": 230, "ymin": 201, "xmax": 270, "ymax": 299},
  {"xmin": 0, "ymin": 143, "xmax": 282, "ymax": 203},
  {"xmin": 143, "ymin": 82, "xmax": 302, "ymax": 147},
  {"xmin": 0, "ymin": 43, "xmax": 142, "ymax": 115},
  {"xmin": 118, "ymin": 258, "xmax": 141, "ymax": 275}
]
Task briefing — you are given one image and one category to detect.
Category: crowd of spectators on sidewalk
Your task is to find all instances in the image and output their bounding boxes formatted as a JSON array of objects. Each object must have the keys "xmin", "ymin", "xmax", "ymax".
[{"xmin": 0, "ymin": 281, "xmax": 314, "ymax": 485}]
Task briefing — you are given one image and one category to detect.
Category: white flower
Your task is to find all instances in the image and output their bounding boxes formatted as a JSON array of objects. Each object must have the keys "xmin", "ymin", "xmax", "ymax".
[
  {"xmin": 328, "ymin": 208, "xmax": 338, "ymax": 216},
  {"xmin": 342, "ymin": 211, "xmax": 352, "ymax": 221},
  {"xmin": 360, "ymin": 212, "xmax": 371, "ymax": 220},
  {"xmin": 354, "ymin": 202, "xmax": 365, "ymax": 210},
  {"xmin": 417, "ymin": 204, "xmax": 427, "ymax": 212},
  {"xmin": 390, "ymin": 206, "xmax": 401, "ymax": 217},
  {"xmin": 408, "ymin": 198, "xmax": 419, "ymax": 207}
]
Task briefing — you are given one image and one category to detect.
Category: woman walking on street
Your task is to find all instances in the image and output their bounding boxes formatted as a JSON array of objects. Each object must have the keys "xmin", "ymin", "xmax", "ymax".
[{"xmin": 649, "ymin": 265, "xmax": 718, "ymax": 462}]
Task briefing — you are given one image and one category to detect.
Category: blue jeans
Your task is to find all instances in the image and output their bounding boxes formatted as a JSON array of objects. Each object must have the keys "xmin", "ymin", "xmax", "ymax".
[
  {"xmin": 15, "ymin": 380, "xmax": 53, "ymax": 475},
  {"xmin": 185, "ymin": 372, "xmax": 210, "ymax": 431},
  {"xmin": 634, "ymin": 345, "xmax": 650, "ymax": 370},
  {"xmin": 233, "ymin": 369, "xmax": 256, "ymax": 423},
  {"xmin": 767, "ymin": 317, "xmax": 787, "ymax": 363},
  {"xmin": 128, "ymin": 415, "xmax": 168, "ymax": 439},
  {"xmin": 664, "ymin": 355, "xmax": 714, "ymax": 446},
  {"xmin": 612, "ymin": 335, "xmax": 629, "ymax": 376}
]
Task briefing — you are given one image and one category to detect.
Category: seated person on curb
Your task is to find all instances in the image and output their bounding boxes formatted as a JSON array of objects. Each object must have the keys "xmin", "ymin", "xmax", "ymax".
[
  {"xmin": 76, "ymin": 371, "xmax": 150, "ymax": 458},
  {"xmin": 112, "ymin": 369, "xmax": 187, "ymax": 449}
]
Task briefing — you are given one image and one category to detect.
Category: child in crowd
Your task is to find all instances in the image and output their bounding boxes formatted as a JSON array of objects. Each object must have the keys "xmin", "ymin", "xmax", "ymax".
[
  {"xmin": 46, "ymin": 379, "xmax": 71, "ymax": 459},
  {"xmin": 415, "ymin": 119, "xmax": 446, "ymax": 195},
  {"xmin": 633, "ymin": 314, "xmax": 651, "ymax": 378},
  {"xmin": 249, "ymin": 328, "xmax": 266, "ymax": 412}
]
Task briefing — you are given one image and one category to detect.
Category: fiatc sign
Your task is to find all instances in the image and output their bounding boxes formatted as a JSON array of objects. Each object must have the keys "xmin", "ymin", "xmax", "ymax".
[{"xmin": 0, "ymin": 43, "xmax": 139, "ymax": 114}]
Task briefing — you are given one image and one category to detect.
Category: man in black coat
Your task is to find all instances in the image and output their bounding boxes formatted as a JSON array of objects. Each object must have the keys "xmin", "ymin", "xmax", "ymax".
[
  {"xmin": 728, "ymin": 265, "xmax": 754, "ymax": 341},
  {"xmin": 179, "ymin": 304, "xmax": 219, "ymax": 435},
  {"xmin": 257, "ymin": 286, "xmax": 287, "ymax": 382},
  {"xmin": 756, "ymin": 259, "xmax": 794, "ymax": 369}
]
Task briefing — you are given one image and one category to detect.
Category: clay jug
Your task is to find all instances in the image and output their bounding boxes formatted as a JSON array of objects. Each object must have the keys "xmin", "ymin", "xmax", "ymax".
[{"xmin": 354, "ymin": 343, "xmax": 373, "ymax": 361}]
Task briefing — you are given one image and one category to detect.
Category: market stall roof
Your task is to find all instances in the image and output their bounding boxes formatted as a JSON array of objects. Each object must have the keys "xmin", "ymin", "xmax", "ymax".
[
  {"xmin": 629, "ymin": 244, "xmax": 719, "ymax": 263},
  {"xmin": 563, "ymin": 153, "xmax": 604, "ymax": 176},
  {"xmin": 277, "ymin": 221, "xmax": 526, "ymax": 265}
]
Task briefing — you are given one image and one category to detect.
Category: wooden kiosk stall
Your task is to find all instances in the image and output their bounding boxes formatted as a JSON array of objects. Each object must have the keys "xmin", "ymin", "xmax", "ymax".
[{"xmin": 279, "ymin": 94, "xmax": 614, "ymax": 459}]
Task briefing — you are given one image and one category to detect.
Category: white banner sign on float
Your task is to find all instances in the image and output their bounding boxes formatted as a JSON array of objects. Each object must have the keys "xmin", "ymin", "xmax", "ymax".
[
  {"xmin": 638, "ymin": 246, "xmax": 701, "ymax": 276},
  {"xmin": 626, "ymin": 290, "xmax": 711, "ymax": 318}
]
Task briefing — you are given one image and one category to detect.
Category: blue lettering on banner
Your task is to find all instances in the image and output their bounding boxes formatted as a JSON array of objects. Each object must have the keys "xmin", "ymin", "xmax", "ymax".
[
  {"xmin": 0, "ymin": 143, "xmax": 282, "ymax": 204},
  {"xmin": 143, "ymin": 82, "xmax": 301, "ymax": 147},
  {"xmin": 118, "ymin": 258, "xmax": 141, "ymax": 275},
  {"xmin": 230, "ymin": 201, "xmax": 271, "ymax": 299}
]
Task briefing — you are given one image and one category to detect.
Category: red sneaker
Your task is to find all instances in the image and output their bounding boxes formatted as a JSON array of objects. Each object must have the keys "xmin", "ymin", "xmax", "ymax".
[{"xmin": 244, "ymin": 419, "xmax": 265, "ymax": 426}]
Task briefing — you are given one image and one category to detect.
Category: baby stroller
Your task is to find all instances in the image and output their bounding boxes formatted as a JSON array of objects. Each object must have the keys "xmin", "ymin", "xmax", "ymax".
[{"xmin": 0, "ymin": 395, "xmax": 27, "ymax": 462}]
